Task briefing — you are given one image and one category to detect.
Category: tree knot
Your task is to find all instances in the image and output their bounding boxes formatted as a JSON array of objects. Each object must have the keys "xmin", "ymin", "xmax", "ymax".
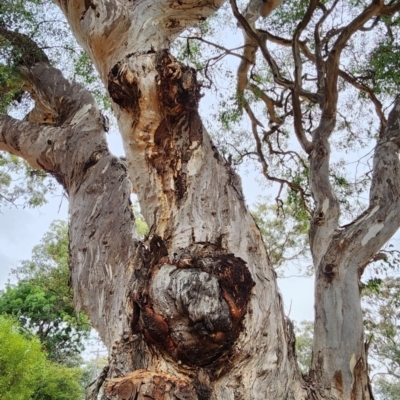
[
  {"xmin": 107, "ymin": 62, "xmax": 141, "ymax": 112},
  {"xmin": 155, "ymin": 50, "xmax": 201, "ymax": 116},
  {"xmin": 323, "ymin": 263, "xmax": 336, "ymax": 283},
  {"xmin": 133, "ymin": 245, "xmax": 255, "ymax": 367}
]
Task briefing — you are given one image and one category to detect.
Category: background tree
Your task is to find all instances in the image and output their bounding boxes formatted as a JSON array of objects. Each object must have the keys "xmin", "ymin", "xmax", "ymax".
[
  {"xmin": 0, "ymin": 220, "xmax": 90, "ymax": 364},
  {"xmin": 2, "ymin": 0, "xmax": 400, "ymax": 399},
  {"xmin": 294, "ymin": 320, "xmax": 314, "ymax": 375},
  {"xmin": 32, "ymin": 362, "xmax": 84, "ymax": 400},
  {"xmin": 0, "ymin": 316, "xmax": 85, "ymax": 400},
  {"xmin": 363, "ymin": 277, "xmax": 400, "ymax": 399},
  {"xmin": 0, "ymin": 316, "xmax": 46, "ymax": 400}
]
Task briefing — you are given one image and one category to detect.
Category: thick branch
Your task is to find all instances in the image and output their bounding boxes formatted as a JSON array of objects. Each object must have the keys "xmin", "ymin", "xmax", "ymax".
[
  {"xmin": 20, "ymin": 62, "xmax": 101, "ymax": 127},
  {"xmin": 339, "ymin": 96, "xmax": 400, "ymax": 269},
  {"xmin": 249, "ymin": 83, "xmax": 283, "ymax": 125},
  {"xmin": 308, "ymin": 2, "xmax": 384, "ymax": 266},
  {"xmin": 0, "ymin": 116, "xmax": 66, "ymax": 171},
  {"xmin": 2, "ymin": 60, "xmax": 138, "ymax": 358}
]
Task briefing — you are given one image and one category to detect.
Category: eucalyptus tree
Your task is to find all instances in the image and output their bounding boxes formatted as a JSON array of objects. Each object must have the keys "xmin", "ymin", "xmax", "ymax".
[{"xmin": 1, "ymin": 0, "xmax": 400, "ymax": 399}]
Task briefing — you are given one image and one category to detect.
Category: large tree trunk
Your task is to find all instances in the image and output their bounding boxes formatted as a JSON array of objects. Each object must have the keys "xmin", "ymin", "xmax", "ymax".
[
  {"xmin": 46, "ymin": 1, "xmax": 307, "ymax": 399},
  {"xmin": 0, "ymin": 52, "xmax": 305, "ymax": 400},
  {"xmin": 0, "ymin": 6, "xmax": 306, "ymax": 400},
  {"xmin": 2, "ymin": 1, "xmax": 400, "ymax": 399}
]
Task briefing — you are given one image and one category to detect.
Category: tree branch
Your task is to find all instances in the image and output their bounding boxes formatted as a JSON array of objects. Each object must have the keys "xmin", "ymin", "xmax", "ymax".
[
  {"xmin": 340, "ymin": 96, "xmax": 400, "ymax": 270},
  {"xmin": 380, "ymin": 1, "xmax": 400, "ymax": 15},
  {"xmin": 249, "ymin": 83, "xmax": 283, "ymax": 125},
  {"xmin": 291, "ymin": 0, "xmax": 318, "ymax": 154},
  {"xmin": 230, "ymin": 0, "xmax": 293, "ymax": 89},
  {"xmin": 339, "ymin": 69, "xmax": 387, "ymax": 135},
  {"xmin": 243, "ymin": 102, "xmax": 310, "ymax": 213},
  {"xmin": 184, "ymin": 36, "xmax": 248, "ymax": 63},
  {"xmin": 314, "ymin": 0, "xmax": 340, "ymax": 100},
  {"xmin": 259, "ymin": 27, "xmax": 386, "ymax": 130},
  {"xmin": 324, "ymin": 0, "xmax": 383, "ymax": 119},
  {"xmin": 0, "ymin": 116, "xmax": 67, "ymax": 172}
]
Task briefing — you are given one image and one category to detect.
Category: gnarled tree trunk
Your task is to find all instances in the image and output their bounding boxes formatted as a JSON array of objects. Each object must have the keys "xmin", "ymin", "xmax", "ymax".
[
  {"xmin": 1, "ymin": 2, "xmax": 305, "ymax": 398},
  {"xmin": 2, "ymin": 0, "xmax": 400, "ymax": 399}
]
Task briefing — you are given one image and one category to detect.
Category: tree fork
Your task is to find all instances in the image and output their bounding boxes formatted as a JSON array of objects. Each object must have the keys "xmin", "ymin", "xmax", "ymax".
[{"xmin": 0, "ymin": 48, "xmax": 304, "ymax": 399}]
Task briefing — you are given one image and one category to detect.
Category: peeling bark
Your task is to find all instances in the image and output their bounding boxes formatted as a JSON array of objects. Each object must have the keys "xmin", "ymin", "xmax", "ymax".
[{"xmin": 0, "ymin": 61, "xmax": 138, "ymax": 355}]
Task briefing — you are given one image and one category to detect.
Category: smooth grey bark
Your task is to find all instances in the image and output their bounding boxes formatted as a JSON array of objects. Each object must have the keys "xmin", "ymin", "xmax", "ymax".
[{"xmin": 311, "ymin": 98, "xmax": 400, "ymax": 399}]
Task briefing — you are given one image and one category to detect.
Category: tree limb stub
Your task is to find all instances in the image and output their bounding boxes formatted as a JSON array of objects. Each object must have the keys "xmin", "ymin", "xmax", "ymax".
[{"xmin": 106, "ymin": 369, "xmax": 198, "ymax": 400}]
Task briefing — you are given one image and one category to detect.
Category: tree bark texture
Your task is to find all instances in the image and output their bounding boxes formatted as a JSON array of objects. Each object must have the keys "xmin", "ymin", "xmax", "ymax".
[{"xmin": 2, "ymin": 0, "xmax": 400, "ymax": 399}]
